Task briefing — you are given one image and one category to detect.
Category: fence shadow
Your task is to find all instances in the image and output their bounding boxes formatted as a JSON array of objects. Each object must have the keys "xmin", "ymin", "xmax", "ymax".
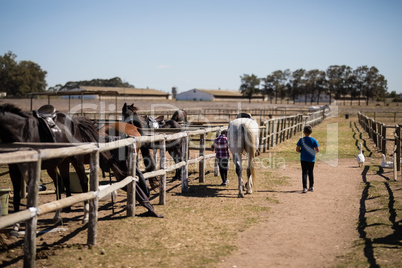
[
  {"xmin": 353, "ymin": 122, "xmax": 372, "ymax": 157},
  {"xmin": 358, "ymin": 164, "xmax": 402, "ymax": 266},
  {"xmin": 358, "ymin": 165, "xmax": 379, "ymax": 267},
  {"xmin": 376, "ymin": 166, "xmax": 391, "ymax": 181},
  {"xmin": 373, "ymin": 182, "xmax": 402, "ymax": 247}
]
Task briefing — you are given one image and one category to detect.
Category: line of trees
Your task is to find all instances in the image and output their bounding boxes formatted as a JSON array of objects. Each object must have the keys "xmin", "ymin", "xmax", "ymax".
[
  {"xmin": 48, "ymin": 77, "xmax": 135, "ymax": 92},
  {"xmin": 0, "ymin": 51, "xmax": 47, "ymax": 97},
  {"xmin": 0, "ymin": 51, "xmax": 136, "ymax": 97},
  {"xmin": 240, "ymin": 65, "xmax": 388, "ymax": 105}
]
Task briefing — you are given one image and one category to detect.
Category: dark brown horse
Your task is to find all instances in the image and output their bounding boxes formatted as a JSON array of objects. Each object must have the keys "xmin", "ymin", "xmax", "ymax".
[
  {"xmin": 0, "ymin": 103, "xmax": 90, "ymax": 223},
  {"xmin": 171, "ymin": 109, "xmax": 187, "ymax": 123},
  {"xmin": 80, "ymin": 119, "xmax": 162, "ymax": 217},
  {"xmin": 122, "ymin": 103, "xmax": 163, "ymax": 173},
  {"xmin": 122, "ymin": 103, "xmax": 183, "ymax": 181}
]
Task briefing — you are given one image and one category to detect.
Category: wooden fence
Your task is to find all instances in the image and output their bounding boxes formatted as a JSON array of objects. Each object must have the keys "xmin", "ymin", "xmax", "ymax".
[
  {"xmin": 81, "ymin": 107, "xmax": 311, "ymax": 123},
  {"xmin": 358, "ymin": 112, "xmax": 401, "ymax": 180},
  {"xmin": 0, "ymin": 108, "xmax": 332, "ymax": 267},
  {"xmin": 356, "ymin": 111, "xmax": 402, "ymax": 123},
  {"xmin": 0, "ymin": 126, "xmax": 225, "ymax": 267},
  {"xmin": 259, "ymin": 109, "xmax": 331, "ymax": 153}
]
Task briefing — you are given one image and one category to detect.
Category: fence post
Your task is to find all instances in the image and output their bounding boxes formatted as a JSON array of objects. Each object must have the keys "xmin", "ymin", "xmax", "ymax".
[
  {"xmin": 159, "ymin": 138, "xmax": 166, "ymax": 205},
  {"xmin": 393, "ymin": 145, "xmax": 398, "ymax": 181},
  {"xmin": 23, "ymin": 153, "xmax": 41, "ymax": 268},
  {"xmin": 199, "ymin": 130, "xmax": 206, "ymax": 183},
  {"xmin": 396, "ymin": 125, "xmax": 401, "ymax": 174},
  {"xmin": 382, "ymin": 124, "xmax": 387, "ymax": 154},
  {"xmin": 127, "ymin": 142, "xmax": 137, "ymax": 217},
  {"xmin": 88, "ymin": 149, "xmax": 100, "ymax": 245},
  {"xmin": 281, "ymin": 118, "xmax": 286, "ymax": 143},
  {"xmin": 259, "ymin": 121, "xmax": 265, "ymax": 153},
  {"xmin": 265, "ymin": 121, "xmax": 269, "ymax": 152},
  {"xmin": 271, "ymin": 120, "xmax": 276, "ymax": 148},
  {"xmin": 275, "ymin": 119, "xmax": 280, "ymax": 146},
  {"xmin": 181, "ymin": 132, "xmax": 189, "ymax": 193}
]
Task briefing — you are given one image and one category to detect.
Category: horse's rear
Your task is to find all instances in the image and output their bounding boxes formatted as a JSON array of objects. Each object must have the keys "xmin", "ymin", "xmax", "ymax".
[{"xmin": 228, "ymin": 118, "xmax": 259, "ymax": 198}]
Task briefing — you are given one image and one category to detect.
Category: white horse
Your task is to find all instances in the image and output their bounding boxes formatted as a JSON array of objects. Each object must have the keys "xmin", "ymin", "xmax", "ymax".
[
  {"xmin": 227, "ymin": 118, "xmax": 259, "ymax": 198},
  {"xmin": 309, "ymin": 104, "xmax": 330, "ymax": 112}
]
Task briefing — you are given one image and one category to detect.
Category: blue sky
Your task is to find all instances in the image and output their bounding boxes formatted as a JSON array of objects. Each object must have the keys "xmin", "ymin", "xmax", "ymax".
[{"xmin": 1, "ymin": 0, "xmax": 401, "ymax": 94}]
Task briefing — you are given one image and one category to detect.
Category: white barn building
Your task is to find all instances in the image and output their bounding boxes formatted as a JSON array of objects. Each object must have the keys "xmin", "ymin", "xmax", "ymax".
[
  {"xmin": 176, "ymin": 89, "xmax": 265, "ymax": 101},
  {"xmin": 176, "ymin": 89, "xmax": 215, "ymax": 101}
]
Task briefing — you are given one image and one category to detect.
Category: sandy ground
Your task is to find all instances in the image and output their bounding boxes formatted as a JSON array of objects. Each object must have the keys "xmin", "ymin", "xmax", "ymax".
[{"xmin": 218, "ymin": 159, "xmax": 362, "ymax": 268}]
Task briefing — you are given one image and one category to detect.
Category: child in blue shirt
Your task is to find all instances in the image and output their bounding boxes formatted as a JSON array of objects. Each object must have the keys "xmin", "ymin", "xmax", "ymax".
[{"xmin": 296, "ymin": 126, "xmax": 319, "ymax": 193}]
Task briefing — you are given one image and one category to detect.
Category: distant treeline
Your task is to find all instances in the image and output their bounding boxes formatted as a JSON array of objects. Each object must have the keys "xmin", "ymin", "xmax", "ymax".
[
  {"xmin": 240, "ymin": 65, "xmax": 391, "ymax": 105},
  {"xmin": 48, "ymin": 77, "xmax": 135, "ymax": 92},
  {"xmin": 0, "ymin": 51, "xmax": 135, "ymax": 97}
]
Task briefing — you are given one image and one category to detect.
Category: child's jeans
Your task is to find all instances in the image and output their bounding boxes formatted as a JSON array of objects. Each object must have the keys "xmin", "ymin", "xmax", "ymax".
[
  {"xmin": 301, "ymin": 161, "xmax": 315, "ymax": 189},
  {"xmin": 217, "ymin": 157, "xmax": 229, "ymax": 183}
]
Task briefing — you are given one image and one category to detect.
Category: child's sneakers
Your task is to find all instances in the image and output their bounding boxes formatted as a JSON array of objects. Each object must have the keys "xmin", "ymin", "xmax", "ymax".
[
  {"xmin": 308, "ymin": 187, "xmax": 314, "ymax": 192},
  {"xmin": 220, "ymin": 180, "xmax": 229, "ymax": 186},
  {"xmin": 302, "ymin": 188, "xmax": 308, "ymax": 193}
]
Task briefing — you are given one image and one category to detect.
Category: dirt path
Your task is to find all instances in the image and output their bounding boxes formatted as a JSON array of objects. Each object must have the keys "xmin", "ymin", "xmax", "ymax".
[{"xmin": 218, "ymin": 159, "xmax": 362, "ymax": 268}]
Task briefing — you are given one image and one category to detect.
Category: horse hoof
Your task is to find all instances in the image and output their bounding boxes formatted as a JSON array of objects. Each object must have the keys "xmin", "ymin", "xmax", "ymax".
[
  {"xmin": 10, "ymin": 230, "xmax": 19, "ymax": 238},
  {"xmin": 52, "ymin": 216, "xmax": 62, "ymax": 224},
  {"xmin": 82, "ymin": 218, "xmax": 89, "ymax": 224},
  {"xmin": 139, "ymin": 211, "xmax": 164, "ymax": 218},
  {"xmin": 238, "ymin": 193, "xmax": 245, "ymax": 198}
]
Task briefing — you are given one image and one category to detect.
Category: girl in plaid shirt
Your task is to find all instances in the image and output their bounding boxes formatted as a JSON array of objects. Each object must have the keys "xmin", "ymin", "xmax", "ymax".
[{"xmin": 211, "ymin": 130, "xmax": 230, "ymax": 186}]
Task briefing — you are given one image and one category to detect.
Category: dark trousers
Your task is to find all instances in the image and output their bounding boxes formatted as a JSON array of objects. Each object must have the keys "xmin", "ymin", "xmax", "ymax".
[
  {"xmin": 217, "ymin": 158, "xmax": 229, "ymax": 183},
  {"xmin": 301, "ymin": 161, "xmax": 315, "ymax": 189}
]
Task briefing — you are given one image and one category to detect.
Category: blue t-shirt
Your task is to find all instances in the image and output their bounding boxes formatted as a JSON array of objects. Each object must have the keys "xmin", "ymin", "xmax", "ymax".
[{"xmin": 297, "ymin": 136, "xmax": 319, "ymax": 162}]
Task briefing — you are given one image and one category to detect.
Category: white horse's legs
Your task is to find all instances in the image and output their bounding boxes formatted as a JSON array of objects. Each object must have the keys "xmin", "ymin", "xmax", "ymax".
[
  {"xmin": 246, "ymin": 158, "xmax": 253, "ymax": 194},
  {"xmin": 82, "ymin": 202, "xmax": 89, "ymax": 224},
  {"xmin": 234, "ymin": 154, "xmax": 244, "ymax": 198},
  {"xmin": 246, "ymin": 157, "xmax": 253, "ymax": 194}
]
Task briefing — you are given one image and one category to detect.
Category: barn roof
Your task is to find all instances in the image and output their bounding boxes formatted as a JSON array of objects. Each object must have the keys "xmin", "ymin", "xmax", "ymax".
[
  {"xmin": 197, "ymin": 89, "xmax": 243, "ymax": 97},
  {"xmin": 81, "ymin": 86, "xmax": 170, "ymax": 96}
]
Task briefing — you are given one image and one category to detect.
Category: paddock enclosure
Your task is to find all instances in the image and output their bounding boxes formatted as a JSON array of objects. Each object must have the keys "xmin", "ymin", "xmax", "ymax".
[{"xmin": 0, "ymin": 102, "xmax": 333, "ymax": 267}]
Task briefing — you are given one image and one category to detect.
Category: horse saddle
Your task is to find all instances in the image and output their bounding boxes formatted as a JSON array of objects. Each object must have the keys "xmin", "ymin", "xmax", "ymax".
[
  {"xmin": 236, "ymin": 112, "xmax": 253, "ymax": 119},
  {"xmin": 33, "ymin": 104, "xmax": 61, "ymax": 142}
]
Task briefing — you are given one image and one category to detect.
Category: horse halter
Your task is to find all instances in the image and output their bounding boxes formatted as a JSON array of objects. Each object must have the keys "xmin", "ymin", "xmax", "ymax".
[{"xmin": 123, "ymin": 115, "xmax": 134, "ymax": 124}]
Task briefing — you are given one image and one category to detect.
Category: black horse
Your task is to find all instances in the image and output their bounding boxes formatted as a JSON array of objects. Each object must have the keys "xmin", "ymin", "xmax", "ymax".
[
  {"xmin": 0, "ymin": 103, "xmax": 90, "ymax": 223},
  {"xmin": 122, "ymin": 103, "xmax": 183, "ymax": 181}
]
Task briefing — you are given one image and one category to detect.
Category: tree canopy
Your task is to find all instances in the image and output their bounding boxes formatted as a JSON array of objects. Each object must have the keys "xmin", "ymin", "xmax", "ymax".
[
  {"xmin": 0, "ymin": 51, "xmax": 47, "ymax": 97},
  {"xmin": 240, "ymin": 65, "xmax": 388, "ymax": 105},
  {"xmin": 240, "ymin": 74, "xmax": 261, "ymax": 103},
  {"xmin": 49, "ymin": 77, "xmax": 135, "ymax": 92}
]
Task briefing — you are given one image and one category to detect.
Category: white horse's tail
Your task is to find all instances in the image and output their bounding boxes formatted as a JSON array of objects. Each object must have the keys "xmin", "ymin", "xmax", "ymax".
[{"xmin": 245, "ymin": 124, "xmax": 257, "ymax": 187}]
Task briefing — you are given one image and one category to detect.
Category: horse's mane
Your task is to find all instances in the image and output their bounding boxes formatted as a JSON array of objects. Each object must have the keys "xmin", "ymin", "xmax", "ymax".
[
  {"xmin": 0, "ymin": 103, "xmax": 28, "ymax": 117},
  {"xmin": 127, "ymin": 104, "xmax": 139, "ymax": 113}
]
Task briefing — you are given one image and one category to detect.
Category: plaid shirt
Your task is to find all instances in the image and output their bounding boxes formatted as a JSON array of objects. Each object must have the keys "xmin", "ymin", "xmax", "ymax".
[{"xmin": 211, "ymin": 134, "xmax": 229, "ymax": 159}]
